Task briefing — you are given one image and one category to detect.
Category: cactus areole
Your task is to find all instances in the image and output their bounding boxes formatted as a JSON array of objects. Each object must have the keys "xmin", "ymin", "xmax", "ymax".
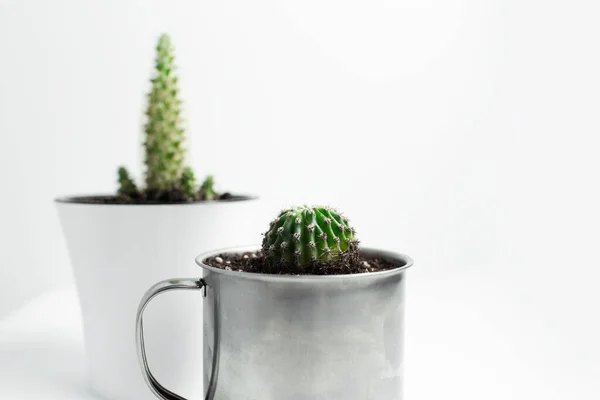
[{"xmin": 262, "ymin": 206, "xmax": 358, "ymax": 267}]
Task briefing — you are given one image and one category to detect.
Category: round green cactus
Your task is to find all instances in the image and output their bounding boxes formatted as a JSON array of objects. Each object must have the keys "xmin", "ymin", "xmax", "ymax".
[{"xmin": 262, "ymin": 206, "xmax": 357, "ymax": 267}]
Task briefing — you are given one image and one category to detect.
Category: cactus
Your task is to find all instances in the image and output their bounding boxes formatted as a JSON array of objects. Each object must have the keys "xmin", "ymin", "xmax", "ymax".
[
  {"xmin": 143, "ymin": 34, "xmax": 186, "ymax": 192},
  {"xmin": 200, "ymin": 175, "xmax": 216, "ymax": 200},
  {"xmin": 114, "ymin": 34, "xmax": 222, "ymax": 203},
  {"xmin": 117, "ymin": 167, "xmax": 139, "ymax": 197},
  {"xmin": 180, "ymin": 167, "xmax": 197, "ymax": 198},
  {"xmin": 262, "ymin": 206, "xmax": 358, "ymax": 267}
]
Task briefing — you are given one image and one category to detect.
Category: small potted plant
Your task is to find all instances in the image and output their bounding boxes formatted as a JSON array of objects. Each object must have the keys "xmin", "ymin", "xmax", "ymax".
[
  {"xmin": 136, "ymin": 206, "xmax": 414, "ymax": 400},
  {"xmin": 56, "ymin": 34, "xmax": 259, "ymax": 400}
]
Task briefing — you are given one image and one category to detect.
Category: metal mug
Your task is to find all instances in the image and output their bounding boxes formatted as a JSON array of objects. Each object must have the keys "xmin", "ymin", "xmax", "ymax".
[{"xmin": 136, "ymin": 246, "xmax": 413, "ymax": 400}]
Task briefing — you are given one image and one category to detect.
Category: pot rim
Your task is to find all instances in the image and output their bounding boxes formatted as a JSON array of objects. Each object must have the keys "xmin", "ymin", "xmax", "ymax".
[
  {"xmin": 195, "ymin": 245, "xmax": 413, "ymax": 282},
  {"xmin": 54, "ymin": 194, "xmax": 258, "ymax": 206}
]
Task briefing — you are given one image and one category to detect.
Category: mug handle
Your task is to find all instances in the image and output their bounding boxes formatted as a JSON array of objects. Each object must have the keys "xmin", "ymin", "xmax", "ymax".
[{"xmin": 135, "ymin": 278, "xmax": 219, "ymax": 400}]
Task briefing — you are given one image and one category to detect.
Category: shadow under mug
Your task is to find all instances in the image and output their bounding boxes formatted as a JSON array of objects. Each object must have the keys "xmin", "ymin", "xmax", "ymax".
[{"xmin": 135, "ymin": 246, "xmax": 413, "ymax": 400}]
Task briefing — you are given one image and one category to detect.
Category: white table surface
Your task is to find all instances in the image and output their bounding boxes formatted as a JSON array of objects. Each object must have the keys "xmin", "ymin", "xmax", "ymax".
[{"xmin": 1, "ymin": 268, "xmax": 598, "ymax": 400}]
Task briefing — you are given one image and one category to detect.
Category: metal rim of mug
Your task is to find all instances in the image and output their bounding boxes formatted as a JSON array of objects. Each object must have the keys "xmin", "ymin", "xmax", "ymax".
[{"xmin": 195, "ymin": 245, "xmax": 413, "ymax": 282}]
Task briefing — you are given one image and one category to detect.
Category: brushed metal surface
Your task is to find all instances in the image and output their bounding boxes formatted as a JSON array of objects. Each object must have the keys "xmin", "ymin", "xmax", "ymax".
[{"xmin": 137, "ymin": 246, "xmax": 413, "ymax": 400}]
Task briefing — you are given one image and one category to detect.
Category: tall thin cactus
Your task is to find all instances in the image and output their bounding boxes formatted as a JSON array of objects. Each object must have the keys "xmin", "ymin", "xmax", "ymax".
[
  {"xmin": 143, "ymin": 34, "xmax": 186, "ymax": 193},
  {"xmin": 115, "ymin": 34, "xmax": 220, "ymax": 202}
]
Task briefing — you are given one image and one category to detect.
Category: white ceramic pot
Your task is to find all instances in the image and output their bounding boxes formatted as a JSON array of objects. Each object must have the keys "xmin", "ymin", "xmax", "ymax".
[{"xmin": 56, "ymin": 196, "xmax": 261, "ymax": 400}]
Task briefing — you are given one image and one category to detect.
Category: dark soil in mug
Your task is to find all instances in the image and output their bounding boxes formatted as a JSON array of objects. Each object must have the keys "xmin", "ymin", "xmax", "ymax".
[{"xmin": 204, "ymin": 251, "xmax": 401, "ymax": 275}]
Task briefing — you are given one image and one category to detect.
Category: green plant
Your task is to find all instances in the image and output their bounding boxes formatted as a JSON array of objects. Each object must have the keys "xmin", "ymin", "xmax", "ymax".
[
  {"xmin": 115, "ymin": 34, "xmax": 218, "ymax": 202},
  {"xmin": 262, "ymin": 206, "xmax": 357, "ymax": 267},
  {"xmin": 180, "ymin": 167, "xmax": 197, "ymax": 198},
  {"xmin": 200, "ymin": 175, "xmax": 215, "ymax": 200},
  {"xmin": 144, "ymin": 34, "xmax": 185, "ymax": 193},
  {"xmin": 117, "ymin": 167, "xmax": 139, "ymax": 197}
]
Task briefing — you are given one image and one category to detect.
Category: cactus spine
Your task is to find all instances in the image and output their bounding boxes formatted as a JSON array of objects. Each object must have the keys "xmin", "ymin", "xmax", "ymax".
[
  {"xmin": 143, "ymin": 34, "xmax": 186, "ymax": 192},
  {"xmin": 262, "ymin": 206, "xmax": 357, "ymax": 267}
]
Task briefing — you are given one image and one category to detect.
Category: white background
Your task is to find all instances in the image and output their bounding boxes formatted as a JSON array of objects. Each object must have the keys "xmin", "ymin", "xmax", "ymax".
[{"xmin": 0, "ymin": 0, "xmax": 599, "ymax": 398}]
